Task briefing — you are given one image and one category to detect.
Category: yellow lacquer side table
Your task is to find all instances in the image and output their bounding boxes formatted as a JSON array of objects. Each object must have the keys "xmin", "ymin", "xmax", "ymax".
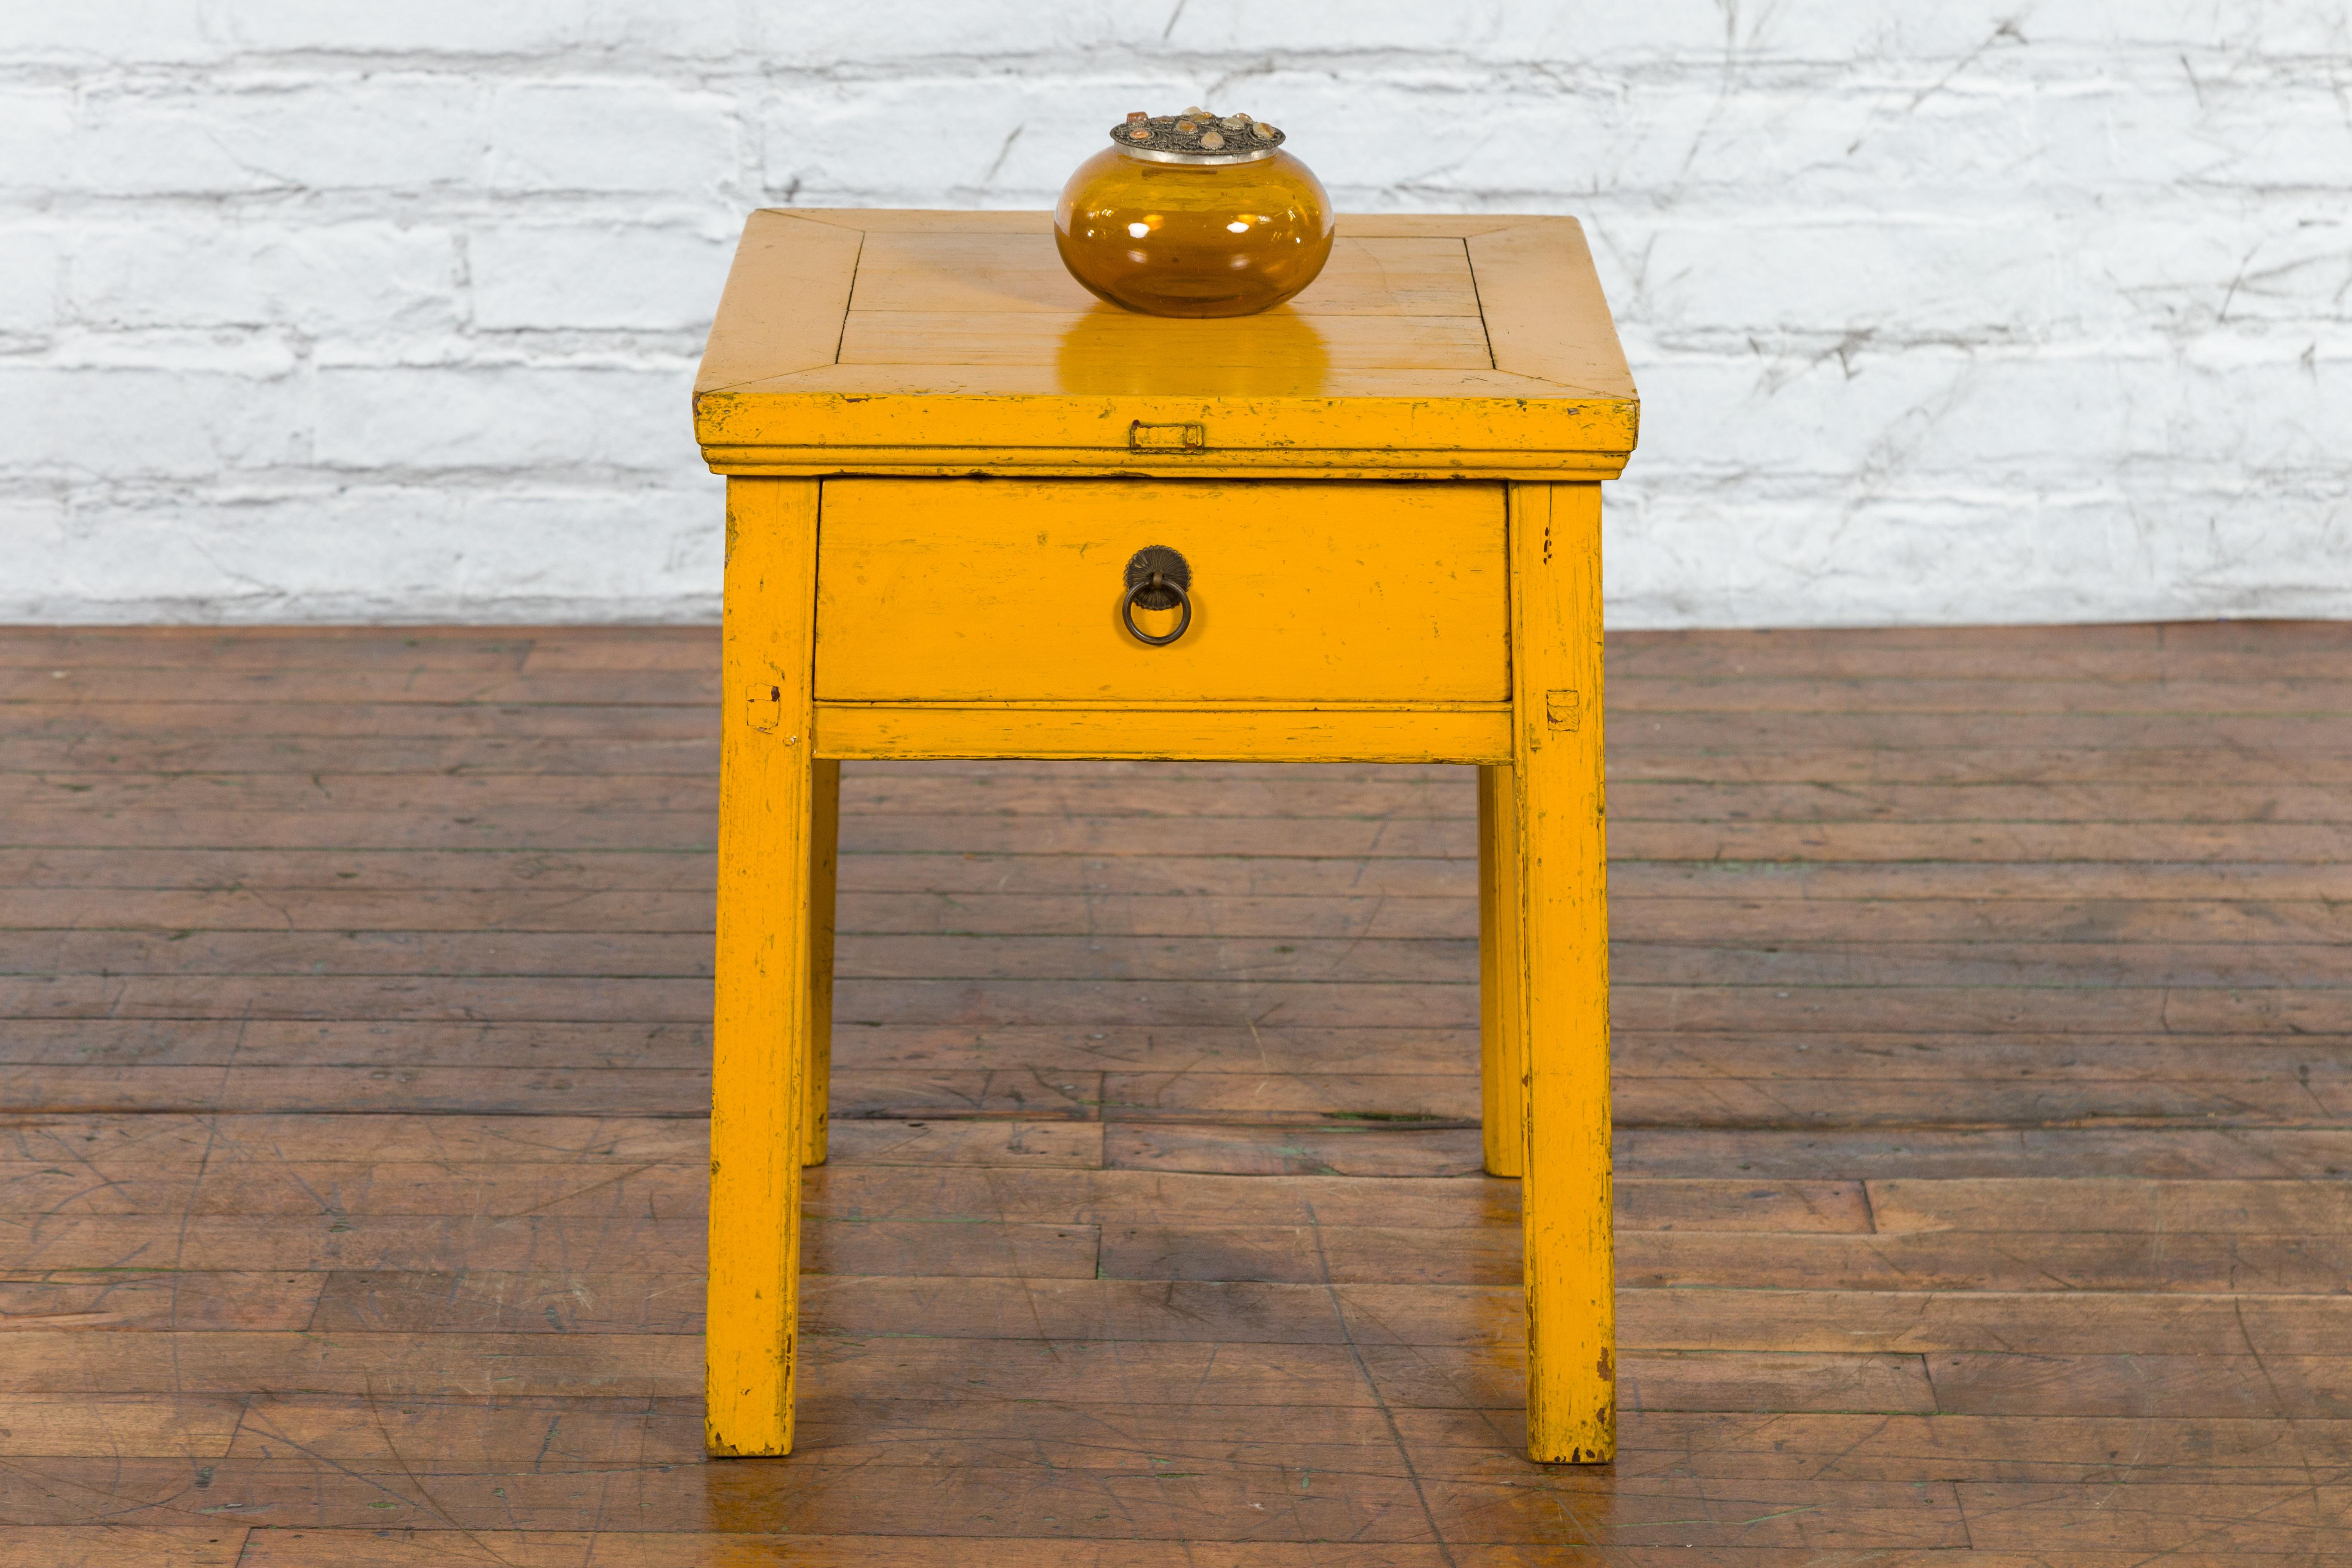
[{"xmin": 692, "ymin": 209, "xmax": 1638, "ymax": 1464}]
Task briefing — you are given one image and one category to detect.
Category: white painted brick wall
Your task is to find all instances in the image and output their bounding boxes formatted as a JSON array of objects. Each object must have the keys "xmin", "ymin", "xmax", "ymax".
[{"xmin": 2, "ymin": 2, "xmax": 2345, "ymax": 626}]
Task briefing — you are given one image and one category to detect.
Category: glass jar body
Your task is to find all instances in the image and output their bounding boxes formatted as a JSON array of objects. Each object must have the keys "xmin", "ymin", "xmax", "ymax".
[{"xmin": 1054, "ymin": 148, "xmax": 1334, "ymax": 318}]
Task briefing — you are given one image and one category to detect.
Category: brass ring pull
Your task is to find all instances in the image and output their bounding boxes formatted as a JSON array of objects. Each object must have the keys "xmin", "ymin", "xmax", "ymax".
[{"xmin": 1121, "ymin": 546, "xmax": 1193, "ymax": 647}]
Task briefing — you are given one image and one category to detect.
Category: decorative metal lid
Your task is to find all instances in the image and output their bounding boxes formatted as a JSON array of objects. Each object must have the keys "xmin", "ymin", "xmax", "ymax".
[{"xmin": 1109, "ymin": 106, "xmax": 1285, "ymax": 165}]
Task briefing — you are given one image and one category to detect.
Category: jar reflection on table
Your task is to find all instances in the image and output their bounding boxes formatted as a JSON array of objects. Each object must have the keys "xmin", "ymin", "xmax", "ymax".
[
  {"xmin": 1054, "ymin": 146, "xmax": 1334, "ymax": 318},
  {"xmin": 1053, "ymin": 305, "xmax": 1332, "ymax": 398}
]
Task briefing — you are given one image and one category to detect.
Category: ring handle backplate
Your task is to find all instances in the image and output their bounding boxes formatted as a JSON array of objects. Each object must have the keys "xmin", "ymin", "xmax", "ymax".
[{"xmin": 1121, "ymin": 546, "xmax": 1193, "ymax": 647}]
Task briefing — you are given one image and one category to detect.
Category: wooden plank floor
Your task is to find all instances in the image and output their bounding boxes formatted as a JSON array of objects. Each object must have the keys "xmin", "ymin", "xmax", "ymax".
[{"xmin": 2, "ymin": 621, "xmax": 2349, "ymax": 1567}]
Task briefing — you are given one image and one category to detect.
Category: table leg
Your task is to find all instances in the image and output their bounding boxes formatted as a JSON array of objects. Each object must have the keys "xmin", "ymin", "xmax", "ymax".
[
  {"xmin": 707, "ymin": 477, "xmax": 821, "ymax": 1458},
  {"xmin": 1478, "ymin": 764, "xmax": 1525, "ymax": 1179},
  {"xmin": 805, "ymin": 758, "xmax": 840, "ymax": 1167},
  {"xmin": 1507, "ymin": 481, "xmax": 1614, "ymax": 1464}
]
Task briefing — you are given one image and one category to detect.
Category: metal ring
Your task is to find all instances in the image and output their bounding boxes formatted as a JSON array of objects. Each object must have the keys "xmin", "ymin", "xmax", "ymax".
[
  {"xmin": 1121, "ymin": 573, "xmax": 1192, "ymax": 646},
  {"xmin": 1117, "ymin": 144, "xmax": 1279, "ymax": 166}
]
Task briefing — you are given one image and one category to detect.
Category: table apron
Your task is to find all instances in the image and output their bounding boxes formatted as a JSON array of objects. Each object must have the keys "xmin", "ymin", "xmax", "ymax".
[{"xmin": 811, "ymin": 701, "xmax": 1514, "ymax": 763}]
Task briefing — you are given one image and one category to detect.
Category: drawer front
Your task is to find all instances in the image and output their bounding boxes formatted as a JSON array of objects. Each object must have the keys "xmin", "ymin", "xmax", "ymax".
[{"xmin": 814, "ymin": 478, "xmax": 1509, "ymax": 704}]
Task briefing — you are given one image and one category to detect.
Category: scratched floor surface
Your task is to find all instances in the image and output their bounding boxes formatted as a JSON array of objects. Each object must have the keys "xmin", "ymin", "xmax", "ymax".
[{"xmin": 2, "ymin": 622, "xmax": 2349, "ymax": 1566}]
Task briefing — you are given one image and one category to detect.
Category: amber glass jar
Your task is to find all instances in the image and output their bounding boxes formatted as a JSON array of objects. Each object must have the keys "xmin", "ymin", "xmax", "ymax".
[{"xmin": 1055, "ymin": 109, "xmax": 1333, "ymax": 318}]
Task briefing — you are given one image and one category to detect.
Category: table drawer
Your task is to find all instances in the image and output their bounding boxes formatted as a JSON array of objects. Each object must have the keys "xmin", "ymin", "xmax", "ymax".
[{"xmin": 814, "ymin": 478, "xmax": 1508, "ymax": 704}]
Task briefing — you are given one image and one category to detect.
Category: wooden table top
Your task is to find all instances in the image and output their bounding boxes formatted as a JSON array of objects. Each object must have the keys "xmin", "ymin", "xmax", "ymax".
[{"xmin": 694, "ymin": 209, "xmax": 1639, "ymax": 481}]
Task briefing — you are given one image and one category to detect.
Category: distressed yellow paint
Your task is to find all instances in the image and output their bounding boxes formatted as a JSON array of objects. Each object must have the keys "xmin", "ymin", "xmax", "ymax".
[
  {"xmin": 698, "ymin": 208, "xmax": 1634, "ymax": 1466},
  {"xmin": 805, "ymin": 757, "xmax": 840, "ymax": 1168},
  {"xmin": 844, "ymin": 232, "xmax": 1486, "ymax": 317},
  {"xmin": 707, "ymin": 476, "xmax": 820, "ymax": 1458},
  {"xmin": 840, "ymin": 307, "xmax": 1496, "ymax": 372},
  {"xmin": 694, "ymin": 210, "xmax": 1638, "ymax": 480},
  {"xmin": 704, "ymin": 443, "xmax": 1629, "ymax": 484},
  {"xmin": 812, "ymin": 702, "xmax": 1511, "ymax": 764},
  {"xmin": 815, "ymin": 478, "xmax": 1508, "ymax": 705},
  {"xmin": 1508, "ymin": 481, "xmax": 1615, "ymax": 1464},
  {"xmin": 1478, "ymin": 763, "xmax": 1525, "ymax": 1179}
]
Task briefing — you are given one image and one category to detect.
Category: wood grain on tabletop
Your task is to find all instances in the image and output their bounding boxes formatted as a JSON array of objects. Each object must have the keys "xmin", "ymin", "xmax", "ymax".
[
  {"xmin": 689, "ymin": 211, "xmax": 1640, "ymax": 481},
  {"xmin": 2, "ymin": 621, "xmax": 2349, "ymax": 1561},
  {"xmin": 843, "ymin": 233, "xmax": 1488, "ymax": 318}
]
